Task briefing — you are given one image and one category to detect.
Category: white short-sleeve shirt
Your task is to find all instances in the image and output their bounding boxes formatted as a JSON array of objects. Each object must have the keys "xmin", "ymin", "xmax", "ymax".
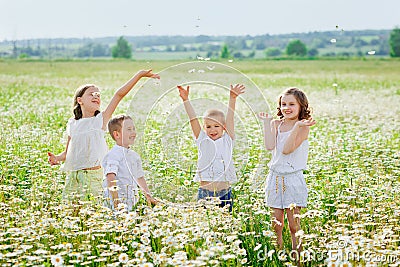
[
  {"xmin": 102, "ymin": 145, "xmax": 145, "ymax": 210},
  {"xmin": 194, "ymin": 130, "xmax": 237, "ymax": 183},
  {"xmin": 62, "ymin": 112, "xmax": 108, "ymax": 171},
  {"xmin": 102, "ymin": 145, "xmax": 144, "ymax": 181}
]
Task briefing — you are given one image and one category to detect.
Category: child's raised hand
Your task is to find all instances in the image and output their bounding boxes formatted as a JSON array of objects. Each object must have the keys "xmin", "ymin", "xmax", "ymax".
[
  {"xmin": 258, "ymin": 112, "xmax": 273, "ymax": 122},
  {"xmin": 297, "ymin": 117, "xmax": 316, "ymax": 128},
  {"xmin": 177, "ymin": 85, "xmax": 190, "ymax": 101},
  {"xmin": 230, "ymin": 84, "xmax": 245, "ymax": 99},
  {"xmin": 137, "ymin": 69, "xmax": 160, "ymax": 79},
  {"xmin": 47, "ymin": 152, "xmax": 59, "ymax": 165}
]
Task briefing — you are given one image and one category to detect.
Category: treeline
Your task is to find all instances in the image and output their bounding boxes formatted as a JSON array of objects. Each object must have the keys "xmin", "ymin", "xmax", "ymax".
[{"xmin": 0, "ymin": 29, "xmax": 395, "ymax": 59}]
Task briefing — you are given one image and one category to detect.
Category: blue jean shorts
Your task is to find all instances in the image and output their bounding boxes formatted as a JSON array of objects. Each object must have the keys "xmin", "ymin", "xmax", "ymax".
[{"xmin": 198, "ymin": 187, "xmax": 233, "ymax": 211}]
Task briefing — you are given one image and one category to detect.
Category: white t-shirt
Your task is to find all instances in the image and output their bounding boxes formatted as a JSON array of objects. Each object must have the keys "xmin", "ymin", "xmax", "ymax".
[
  {"xmin": 194, "ymin": 130, "xmax": 237, "ymax": 183},
  {"xmin": 62, "ymin": 112, "xmax": 108, "ymax": 171},
  {"xmin": 102, "ymin": 145, "xmax": 144, "ymax": 181},
  {"xmin": 102, "ymin": 145, "xmax": 145, "ymax": 210}
]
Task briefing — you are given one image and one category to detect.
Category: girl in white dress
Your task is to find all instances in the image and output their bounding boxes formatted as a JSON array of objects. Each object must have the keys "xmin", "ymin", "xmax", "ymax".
[
  {"xmin": 48, "ymin": 70, "xmax": 159, "ymax": 201},
  {"xmin": 259, "ymin": 88, "xmax": 316, "ymax": 252}
]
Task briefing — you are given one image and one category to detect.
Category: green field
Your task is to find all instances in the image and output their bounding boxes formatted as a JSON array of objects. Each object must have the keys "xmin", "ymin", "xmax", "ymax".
[{"xmin": 0, "ymin": 59, "xmax": 399, "ymax": 266}]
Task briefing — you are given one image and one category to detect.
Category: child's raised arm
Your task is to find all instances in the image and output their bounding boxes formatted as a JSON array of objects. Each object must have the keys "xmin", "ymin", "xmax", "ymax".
[
  {"xmin": 226, "ymin": 84, "xmax": 245, "ymax": 140},
  {"xmin": 177, "ymin": 85, "xmax": 201, "ymax": 139},
  {"xmin": 258, "ymin": 113, "xmax": 276, "ymax": 150},
  {"xmin": 102, "ymin": 70, "xmax": 160, "ymax": 129},
  {"xmin": 282, "ymin": 118, "xmax": 316, "ymax": 154}
]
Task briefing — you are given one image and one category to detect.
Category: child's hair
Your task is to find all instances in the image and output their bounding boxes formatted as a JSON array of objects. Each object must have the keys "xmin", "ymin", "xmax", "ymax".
[
  {"xmin": 276, "ymin": 88, "xmax": 311, "ymax": 120},
  {"xmin": 108, "ymin": 114, "xmax": 134, "ymax": 141},
  {"xmin": 203, "ymin": 109, "xmax": 226, "ymax": 125},
  {"xmin": 73, "ymin": 84, "xmax": 100, "ymax": 120}
]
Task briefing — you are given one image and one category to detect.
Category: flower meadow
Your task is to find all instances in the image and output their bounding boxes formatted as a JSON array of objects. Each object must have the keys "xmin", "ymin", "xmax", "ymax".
[{"xmin": 0, "ymin": 59, "xmax": 399, "ymax": 266}]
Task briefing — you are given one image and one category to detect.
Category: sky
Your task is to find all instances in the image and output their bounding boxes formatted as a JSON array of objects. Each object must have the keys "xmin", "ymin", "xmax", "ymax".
[{"xmin": 1, "ymin": 0, "xmax": 399, "ymax": 41}]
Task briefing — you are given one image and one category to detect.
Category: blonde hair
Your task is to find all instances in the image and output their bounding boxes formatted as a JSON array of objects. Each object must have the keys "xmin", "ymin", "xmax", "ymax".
[{"xmin": 203, "ymin": 109, "xmax": 226, "ymax": 125}]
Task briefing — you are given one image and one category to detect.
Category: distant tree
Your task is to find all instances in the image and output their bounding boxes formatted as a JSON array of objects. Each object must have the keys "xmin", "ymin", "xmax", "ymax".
[
  {"xmin": 265, "ymin": 47, "xmax": 282, "ymax": 57},
  {"xmin": 253, "ymin": 38, "xmax": 266, "ymax": 50},
  {"xmin": 76, "ymin": 43, "xmax": 93, "ymax": 57},
  {"xmin": 286, "ymin": 40, "xmax": 307, "ymax": 56},
  {"xmin": 174, "ymin": 44, "xmax": 187, "ymax": 52},
  {"xmin": 389, "ymin": 28, "xmax": 400, "ymax": 57},
  {"xmin": 232, "ymin": 51, "xmax": 245, "ymax": 58},
  {"xmin": 369, "ymin": 39, "xmax": 380, "ymax": 45},
  {"xmin": 354, "ymin": 38, "xmax": 368, "ymax": 48},
  {"xmin": 195, "ymin": 35, "xmax": 211, "ymax": 43},
  {"xmin": 12, "ymin": 41, "xmax": 17, "ymax": 58},
  {"xmin": 237, "ymin": 39, "xmax": 248, "ymax": 50},
  {"xmin": 220, "ymin": 44, "xmax": 230, "ymax": 59},
  {"xmin": 308, "ymin": 48, "xmax": 319, "ymax": 57},
  {"xmin": 19, "ymin": 53, "xmax": 29, "ymax": 59},
  {"xmin": 112, "ymin": 36, "xmax": 132, "ymax": 59},
  {"xmin": 247, "ymin": 50, "xmax": 256, "ymax": 58},
  {"xmin": 92, "ymin": 44, "xmax": 109, "ymax": 57}
]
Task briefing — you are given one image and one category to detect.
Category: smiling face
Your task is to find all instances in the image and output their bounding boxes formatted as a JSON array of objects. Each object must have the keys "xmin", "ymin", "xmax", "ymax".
[
  {"xmin": 203, "ymin": 116, "xmax": 225, "ymax": 140},
  {"xmin": 279, "ymin": 94, "xmax": 301, "ymax": 121},
  {"xmin": 76, "ymin": 86, "xmax": 101, "ymax": 116},
  {"xmin": 114, "ymin": 118, "xmax": 136, "ymax": 148}
]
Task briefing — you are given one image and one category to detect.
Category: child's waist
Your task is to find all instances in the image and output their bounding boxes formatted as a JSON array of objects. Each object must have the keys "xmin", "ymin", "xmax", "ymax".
[
  {"xmin": 82, "ymin": 165, "xmax": 101, "ymax": 170},
  {"xmin": 200, "ymin": 181, "xmax": 230, "ymax": 191},
  {"xmin": 269, "ymin": 168, "xmax": 303, "ymax": 176}
]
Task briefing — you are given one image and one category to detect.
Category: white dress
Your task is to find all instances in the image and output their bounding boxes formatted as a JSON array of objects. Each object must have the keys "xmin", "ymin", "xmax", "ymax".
[
  {"xmin": 102, "ymin": 145, "xmax": 145, "ymax": 211},
  {"xmin": 194, "ymin": 130, "xmax": 237, "ymax": 183},
  {"xmin": 265, "ymin": 122, "xmax": 309, "ymax": 209},
  {"xmin": 62, "ymin": 112, "xmax": 108, "ymax": 171}
]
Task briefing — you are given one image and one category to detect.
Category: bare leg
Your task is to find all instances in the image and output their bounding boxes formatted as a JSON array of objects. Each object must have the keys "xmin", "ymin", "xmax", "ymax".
[
  {"xmin": 272, "ymin": 208, "xmax": 285, "ymax": 249},
  {"xmin": 286, "ymin": 207, "xmax": 302, "ymax": 252}
]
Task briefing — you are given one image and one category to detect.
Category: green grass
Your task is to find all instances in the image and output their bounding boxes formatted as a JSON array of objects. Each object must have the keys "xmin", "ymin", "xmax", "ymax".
[{"xmin": 0, "ymin": 59, "xmax": 399, "ymax": 266}]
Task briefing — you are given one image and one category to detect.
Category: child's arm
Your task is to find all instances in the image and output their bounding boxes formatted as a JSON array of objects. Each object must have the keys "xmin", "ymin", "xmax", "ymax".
[
  {"xmin": 282, "ymin": 118, "xmax": 316, "ymax": 154},
  {"xmin": 136, "ymin": 177, "xmax": 158, "ymax": 205},
  {"xmin": 177, "ymin": 85, "xmax": 201, "ymax": 139},
  {"xmin": 106, "ymin": 172, "xmax": 120, "ymax": 209},
  {"xmin": 258, "ymin": 113, "xmax": 277, "ymax": 150},
  {"xmin": 48, "ymin": 136, "xmax": 71, "ymax": 165},
  {"xmin": 102, "ymin": 70, "xmax": 160, "ymax": 128},
  {"xmin": 226, "ymin": 84, "xmax": 245, "ymax": 140}
]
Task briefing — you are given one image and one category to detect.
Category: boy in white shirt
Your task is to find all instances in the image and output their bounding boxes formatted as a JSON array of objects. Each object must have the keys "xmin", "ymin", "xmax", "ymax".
[
  {"xmin": 177, "ymin": 84, "xmax": 245, "ymax": 211},
  {"xmin": 102, "ymin": 115, "xmax": 157, "ymax": 211}
]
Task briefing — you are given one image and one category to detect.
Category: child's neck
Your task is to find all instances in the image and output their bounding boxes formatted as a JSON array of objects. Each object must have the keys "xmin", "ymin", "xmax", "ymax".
[
  {"xmin": 116, "ymin": 142, "xmax": 130, "ymax": 149},
  {"xmin": 81, "ymin": 109, "xmax": 97, "ymax": 118},
  {"xmin": 282, "ymin": 118, "xmax": 298, "ymax": 128}
]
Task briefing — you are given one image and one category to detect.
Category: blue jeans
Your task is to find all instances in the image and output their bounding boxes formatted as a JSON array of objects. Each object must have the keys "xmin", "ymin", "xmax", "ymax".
[{"xmin": 198, "ymin": 187, "xmax": 233, "ymax": 212}]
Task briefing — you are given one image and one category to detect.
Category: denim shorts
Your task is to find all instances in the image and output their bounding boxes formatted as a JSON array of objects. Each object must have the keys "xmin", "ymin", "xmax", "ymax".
[{"xmin": 198, "ymin": 187, "xmax": 233, "ymax": 211}]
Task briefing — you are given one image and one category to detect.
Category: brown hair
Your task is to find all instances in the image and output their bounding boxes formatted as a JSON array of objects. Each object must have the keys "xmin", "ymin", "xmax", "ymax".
[
  {"xmin": 276, "ymin": 88, "xmax": 311, "ymax": 120},
  {"xmin": 203, "ymin": 109, "xmax": 226, "ymax": 125},
  {"xmin": 108, "ymin": 115, "xmax": 134, "ymax": 141},
  {"xmin": 73, "ymin": 84, "xmax": 100, "ymax": 120}
]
